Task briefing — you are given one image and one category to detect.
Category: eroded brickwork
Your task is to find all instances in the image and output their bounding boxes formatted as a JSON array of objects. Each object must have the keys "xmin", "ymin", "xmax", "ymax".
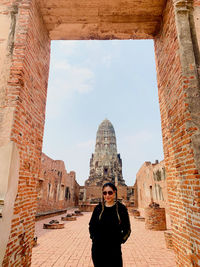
[
  {"xmin": 37, "ymin": 153, "xmax": 79, "ymax": 213},
  {"xmin": 155, "ymin": 0, "xmax": 200, "ymax": 265},
  {"xmin": 145, "ymin": 207, "xmax": 167, "ymax": 231},
  {"xmin": 135, "ymin": 161, "xmax": 171, "ymax": 227},
  {"xmin": 136, "ymin": 161, "xmax": 168, "ymax": 210},
  {"xmin": 1, "ymin": 0, "xmax": 50, "ymax": 266}
]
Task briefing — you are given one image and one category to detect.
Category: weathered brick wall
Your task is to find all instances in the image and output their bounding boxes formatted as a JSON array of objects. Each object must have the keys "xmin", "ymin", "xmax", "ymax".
[
  {"xmin": 145, "ymin": 207, "xmax": 167, "ymax": 231},
  {"xmin": 117, "ymin": 186, "xmax": 128, "ymax": 201},
  {"xmin": 37, "ymin": 153, "xmax": 79, "ymax": 213},
  {"xmin": 136, "ymin": 161, "xmax": 168, "ymax": 209},
  {"xmin": 85, "ymin": 186, "xmax": 102, "ymax": 202},
  {"xmin": 127, "ymin": 186, "xmax": 136, "ymax": 206},
  {"xmin": 0, "ymin": 0, "xmax": 50, "ymax": 266},
  {"xmin": 73, "ymin": 173, "xmax": 80, "ymax": 206},
  {"xmin": 155, "ymin": 0, "xmax": 200, "ymax": 265},
  {"xmin": 135, "ymin": 161, "xmax": 170, "ymax": 226}
]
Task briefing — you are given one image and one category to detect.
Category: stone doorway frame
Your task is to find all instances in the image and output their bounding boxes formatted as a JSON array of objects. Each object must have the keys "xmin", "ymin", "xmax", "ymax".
[{"xmin": 0, "ymin": 0, "xmax": 200, "ymax": 266}]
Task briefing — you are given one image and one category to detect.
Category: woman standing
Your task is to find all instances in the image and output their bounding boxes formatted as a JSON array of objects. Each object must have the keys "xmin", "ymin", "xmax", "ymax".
[{"xmin": 89, "ymin": 182, "xmax": 131, "ymax": 267}]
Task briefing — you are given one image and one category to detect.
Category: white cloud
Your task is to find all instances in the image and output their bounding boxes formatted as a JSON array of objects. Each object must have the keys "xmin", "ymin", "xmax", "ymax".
[
  {"xmin": 52, "ymin": 62, "xmax": 94, "ymax": 94},
  {"xmin": 68, "ymin": 66, "xmax": 94, "ymax": 94}
]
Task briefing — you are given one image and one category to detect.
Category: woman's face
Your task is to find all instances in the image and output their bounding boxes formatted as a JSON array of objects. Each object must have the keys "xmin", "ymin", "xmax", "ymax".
[{"xmin": 103, "ymin": 186, "xmax": 115, "ymax": 205}]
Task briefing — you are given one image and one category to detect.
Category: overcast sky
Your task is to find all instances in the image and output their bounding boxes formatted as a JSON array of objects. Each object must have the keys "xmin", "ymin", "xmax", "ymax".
[{"xmin": 42, "ymin": 40, "xmax": 164, "ymax": 186}]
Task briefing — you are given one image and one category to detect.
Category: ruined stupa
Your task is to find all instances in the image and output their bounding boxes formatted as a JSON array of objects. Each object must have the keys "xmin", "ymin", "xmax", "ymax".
[{"xmin": 85, "ymin": 119, "xmax": 126, "ymax": 187}]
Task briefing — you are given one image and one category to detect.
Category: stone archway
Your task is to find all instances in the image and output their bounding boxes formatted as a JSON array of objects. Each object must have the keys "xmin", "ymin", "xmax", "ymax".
[{"xmin": 0, "ymin": 0, "xmax": 200, "ymax": 266}]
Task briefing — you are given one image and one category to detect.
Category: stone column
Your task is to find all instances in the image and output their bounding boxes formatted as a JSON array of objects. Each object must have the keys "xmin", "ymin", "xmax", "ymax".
[
  {"xmin": 154, "ymin": 0, "xmax": 200, "ymax": 265},
  {"xmin": 0, "ymin": 0, "xmax": 50, "ymax": 266}
]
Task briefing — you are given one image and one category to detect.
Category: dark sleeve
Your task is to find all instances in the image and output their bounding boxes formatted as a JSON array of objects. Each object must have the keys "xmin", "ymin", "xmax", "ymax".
[
  {"xmin": 120, "ymin": 204, "xmax": 131, "ymax": 244},
  {"xmin": 89, "ymin": 205, "xmax": 101, "ymax": 240}
]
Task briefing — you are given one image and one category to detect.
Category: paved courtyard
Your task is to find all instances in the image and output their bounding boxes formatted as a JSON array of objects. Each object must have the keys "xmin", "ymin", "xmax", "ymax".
[{"xmin": 31, "ymin": 211, "xmax": 176, "ymax": 267}]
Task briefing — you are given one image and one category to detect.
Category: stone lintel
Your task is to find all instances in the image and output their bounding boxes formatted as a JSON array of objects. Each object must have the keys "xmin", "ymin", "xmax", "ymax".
[{"xmin": 37, "ymin": 0, "xmax": 166, "ymax": 40}]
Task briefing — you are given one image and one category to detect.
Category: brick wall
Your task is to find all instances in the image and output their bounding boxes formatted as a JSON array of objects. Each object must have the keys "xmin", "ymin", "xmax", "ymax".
[
  {"xmin": 135, "ymin": 161, "xmax": 170, "ymax": 227},
  {"xmin": 136, "ymin": 161, "xmax": 168, "ymax": 208},
  {"xmin": 117, "ymin": 186, "xmax": 128, "ymax": 201},
  {"xmin": 85, "ymin": 185, "xmax": 102, "ymax": 202},
  {"xmin": 155, "ymin": 0, "xmax": 200, "ymax": 265},
  {"xmin": 127, "ymin": 186, "xmax": 136, "ymax": 206},
  {"xmin": 1, "ymin": 0, "xmax": 50, "ymax": 266},
  {"xmin": 36, "ymin": 153, "xmax": 79, "ymax": 213}
]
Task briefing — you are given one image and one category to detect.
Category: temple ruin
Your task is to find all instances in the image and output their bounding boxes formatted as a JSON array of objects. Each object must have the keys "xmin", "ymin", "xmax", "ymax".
[
  {"xmin": 86, "ymin": 119, "xmax": 125, "ymax": 187},
  {"xmin": 135, "ymin": 160, "xmax": 171, "ymax": 227},
  {"xmin": 0, "ymin": 0, "xmax": 200, "ymax": 266},
  {"xmin": 83, "ymin": 119, "xmax": 131, "ymax": 204},
  {"xmin": 36, "ymin": 153, "xmax": 80, "ymax": 216}
]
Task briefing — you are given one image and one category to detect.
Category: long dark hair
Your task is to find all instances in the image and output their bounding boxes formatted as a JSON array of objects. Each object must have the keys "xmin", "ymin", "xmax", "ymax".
[{"xmin": 99, "ymin": 182, "xmax": 121, "ymax": 224}]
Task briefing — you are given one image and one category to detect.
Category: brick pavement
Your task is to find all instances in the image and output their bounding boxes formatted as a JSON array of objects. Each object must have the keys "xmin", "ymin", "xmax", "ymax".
[{"xmin": 31, "ymin": 211, "xmax": 176, "ymax": 267}]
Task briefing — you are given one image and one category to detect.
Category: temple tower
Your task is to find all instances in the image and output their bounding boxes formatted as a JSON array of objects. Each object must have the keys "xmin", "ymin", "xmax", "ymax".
[{"xmin": 85, "ymin": 119, "xmax": 126, "ymax": 187}]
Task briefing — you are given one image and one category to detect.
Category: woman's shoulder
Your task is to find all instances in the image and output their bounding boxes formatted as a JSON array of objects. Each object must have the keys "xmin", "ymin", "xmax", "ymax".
[
  {"xmin": 93, "ymin": 202, "xmax": 102, "ymax": 212},
  {"xmin": 117, "ymin": 201, "xmax": 128, "ymax": 211},
  {"xmin": 96, "ymin": 202, "xmax": 102, "ymax": 208}
]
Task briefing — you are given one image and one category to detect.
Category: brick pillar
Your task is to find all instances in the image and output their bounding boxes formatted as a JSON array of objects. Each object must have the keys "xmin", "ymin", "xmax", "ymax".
[
  {"xmin": 154, "ymin": 0, "xmax": 200, "ymax": 266},
  {"xmin": 0, "ymin": 0, "xmax": 50, "ymax": 266},
  {"xmin": 144, "ymin": 207, "xmax": 167, "ymax": 231}
]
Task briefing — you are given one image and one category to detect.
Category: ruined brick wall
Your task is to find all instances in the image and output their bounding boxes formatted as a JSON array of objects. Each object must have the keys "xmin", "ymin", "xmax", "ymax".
[
  {"xmin": 136, "ymin": 162, "xmax": 153, "ymax": 209},
  {"xmin": 0, "ymin": 0, "xmax": 50, "ymax": 266},
  {"xmin": 136, "ymin": 161, "xmax": 170, "ymax": 226},
  {"xmin": 85, "ymin": 186, "xmax": 102, "ymax": 202},
  {"xmin": 36, "ymin": 153, "xmax": 79, "ymax": 213},
  {"xmin": 136, "ymin": 161, "xmax": 168, "ymax": 209},
  {"xmin": 155, "ymin": 0, "xmax": 200, "ymax": 265},
  {"xmin": 117, "ymin": 186, "xmax": 128, "ymax": 201},
  {"xmin": 127, "ymin": 186, "xmax": 136, "ymax": 206},
  {"xmin": 74, "ymin": 178, "xmax": 80, "ymax": 206}
]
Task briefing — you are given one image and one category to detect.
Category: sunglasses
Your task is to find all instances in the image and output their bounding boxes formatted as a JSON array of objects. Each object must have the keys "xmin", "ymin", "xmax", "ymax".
[{"xmin": 103, "ymin": 191, "xmax": 114, "ymax": 196}]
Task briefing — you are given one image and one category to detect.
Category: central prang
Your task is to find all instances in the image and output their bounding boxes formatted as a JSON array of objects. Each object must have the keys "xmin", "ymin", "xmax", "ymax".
[{"xmin": 85, "ymin": 119, "xmax": 126, "ymax": 188}]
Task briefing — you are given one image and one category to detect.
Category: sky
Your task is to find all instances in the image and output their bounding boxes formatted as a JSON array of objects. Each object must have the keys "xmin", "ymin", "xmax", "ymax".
[{"xmin": 42, "ymin": 40, "xmax": 164, "ymax": 186}]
